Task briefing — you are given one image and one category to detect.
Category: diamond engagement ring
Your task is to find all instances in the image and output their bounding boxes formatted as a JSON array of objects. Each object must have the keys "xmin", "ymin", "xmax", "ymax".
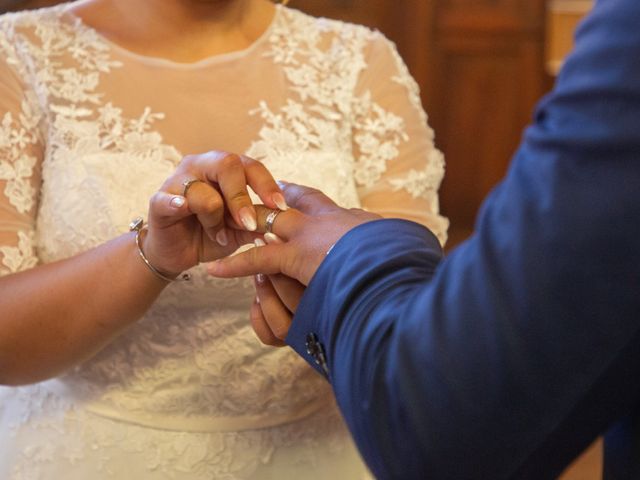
[
  {"xmin": 181, "ymin": 178, "xmax": 203, "ymax": 197},
  {"xmin": 264, "ymin": 209, "xmax": 282, "ymax": 234}
]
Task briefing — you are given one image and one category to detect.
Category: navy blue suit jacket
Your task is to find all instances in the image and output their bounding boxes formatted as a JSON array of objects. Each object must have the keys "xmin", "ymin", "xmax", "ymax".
[{"xmin": 287, "ymin": 0, "xmax": 640, "ymax": 478}]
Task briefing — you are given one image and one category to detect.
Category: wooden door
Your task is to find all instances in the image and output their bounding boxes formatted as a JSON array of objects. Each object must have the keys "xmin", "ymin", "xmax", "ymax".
[{"xmin": 427, "ymin": 0, "xmax": 549, "ymax": 245}]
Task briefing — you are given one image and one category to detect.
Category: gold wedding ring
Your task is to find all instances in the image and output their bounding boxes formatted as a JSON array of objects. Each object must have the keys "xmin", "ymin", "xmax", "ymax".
[
  {"xmin": 264, "ymin": 209, "xmax": 282, "ymax": 234},
  {"xmin": 181, "ymin": 178, "xmax": 203, "ymax": 197}
]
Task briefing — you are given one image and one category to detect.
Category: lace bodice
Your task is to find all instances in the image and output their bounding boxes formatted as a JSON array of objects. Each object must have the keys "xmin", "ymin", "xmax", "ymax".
[{"xmin": 0, "ymin": 2, "xmax": 447, "ymax": 478}]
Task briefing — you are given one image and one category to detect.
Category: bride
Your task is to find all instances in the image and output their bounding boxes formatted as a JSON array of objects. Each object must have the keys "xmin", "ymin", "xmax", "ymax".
[{"xmin": 0, "ymin": 0, "xmax": 448, "ymax": 478}]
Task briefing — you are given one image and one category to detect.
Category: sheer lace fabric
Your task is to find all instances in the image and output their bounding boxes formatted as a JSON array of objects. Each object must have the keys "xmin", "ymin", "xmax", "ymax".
[{"xmin": 0, "ymin": 2, "xmax": 447, "ymax": 478}]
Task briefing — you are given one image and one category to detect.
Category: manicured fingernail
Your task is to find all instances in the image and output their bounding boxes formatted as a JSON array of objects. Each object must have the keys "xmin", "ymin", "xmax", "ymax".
[
  {"xmin": 239, "ymin": 207, "xmax": 257, "ymax": 231},
  {"xmin": 256, "ymin": 274, "xmax": 265, "ymax": 284},
  {"xmin": 215, "ymin": 228, "xmax": 228, "ymax": 246},
  {"xmin": 254, "ymin": 238, "xmax": 266, "ymax": 247},
  {"xmin": 272, "ymin": 192, "xmax": 288, "ymax": 211},
  {"xmin": 170, "ymin": 196, "xmax": 185, "ymax": 208},
  {"xmin": 264, "ymin": 233, "xmax": 283, "ymax": 244},
  {"xmin": 255, "ymin": 295, "xmax": 261, "ymax": 304}
]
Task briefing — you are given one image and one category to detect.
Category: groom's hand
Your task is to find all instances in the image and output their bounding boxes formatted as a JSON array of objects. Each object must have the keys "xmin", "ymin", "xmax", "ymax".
[
  {"xmin": 208, "ymin": 182, "xmax": 381, "ymax": 286},
  {"xmin": 208, "ymin": 182, "xmax": 381, "ymax": 345}
]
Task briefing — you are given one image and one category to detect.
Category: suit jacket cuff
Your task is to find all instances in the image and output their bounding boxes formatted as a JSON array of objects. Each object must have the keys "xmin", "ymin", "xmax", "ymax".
[{"xmin": 286, "ymin": 218, "xmax": 443, "ymax": 379}]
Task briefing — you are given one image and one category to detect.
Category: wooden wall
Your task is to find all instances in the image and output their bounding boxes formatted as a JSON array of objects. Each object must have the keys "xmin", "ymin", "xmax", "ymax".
[
  {"xmin": 0, "ymin": 0, "xmax": 58, "ymax": 10},
  {"xmin": 427, "ymin": 0, "xmax": 549, "ymax": 244}
]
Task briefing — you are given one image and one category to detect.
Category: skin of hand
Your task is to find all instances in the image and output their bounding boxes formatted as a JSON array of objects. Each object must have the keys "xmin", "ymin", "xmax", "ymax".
[
  {"xmin": 208, "ymin": 182, "xmax": 381, "ymax": 344},
  {"xmin": 143, "ymin": 151, "xmax": 288, "ymax": 277},
  {"xmin": 251, "ymin": 234, "xmax": 306, "ymax": 347},
  {"xmin": 0, "ymin": 150, "xmax": 284, "ymax": 385}
]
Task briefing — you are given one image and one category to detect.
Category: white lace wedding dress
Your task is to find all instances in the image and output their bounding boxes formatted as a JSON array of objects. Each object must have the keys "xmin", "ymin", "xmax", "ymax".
[{"xmin": 0, "ymin": 2, "xmax": 448, "ymax": 479}]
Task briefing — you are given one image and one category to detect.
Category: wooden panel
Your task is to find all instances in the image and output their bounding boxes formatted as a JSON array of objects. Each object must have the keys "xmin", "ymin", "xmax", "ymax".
[
  {"xmin": 424, "ymin": 0, "xmax": 548, "ymax": 244},
  {"xmin": 0, "ymin": 0, "xmax": 60, "ymax": 11},
  {"xmin": 434, "ymin": 41, "xmax": 534, "ymax": 226},
  {"xmin": 441, "ymin": 0, "xmax": 545, "ymax": 26},
  {"xmin": 284, "ymin": 0, "xmax": 398, "ymax": 33},
  {"xmin": 433, "ymin": 36, "xmax": 545, "ymax": 226}
]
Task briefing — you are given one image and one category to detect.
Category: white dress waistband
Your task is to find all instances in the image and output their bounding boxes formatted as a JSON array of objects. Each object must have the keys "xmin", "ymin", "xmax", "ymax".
[{"xmin": 38, "ymin": 380, "xmax": 329, "ymax": 433}]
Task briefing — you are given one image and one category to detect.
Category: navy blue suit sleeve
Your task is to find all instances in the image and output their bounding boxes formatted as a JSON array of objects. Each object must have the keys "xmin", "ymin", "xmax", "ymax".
[{"xmin": 288, "ymin": 0, "xmax": 640, "ymax": 478}]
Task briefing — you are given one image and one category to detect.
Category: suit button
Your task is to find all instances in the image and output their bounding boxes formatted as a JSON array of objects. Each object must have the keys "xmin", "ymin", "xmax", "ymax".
[{"xmin": 305, "ymin": 333, "xmax": 329, "ymax": 378}]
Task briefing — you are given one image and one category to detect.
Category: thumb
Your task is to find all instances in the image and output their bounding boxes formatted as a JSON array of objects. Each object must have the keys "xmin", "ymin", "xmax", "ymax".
[{"xmin": 279, "ymin": 181, "xmax": 338, "ymax": 215}]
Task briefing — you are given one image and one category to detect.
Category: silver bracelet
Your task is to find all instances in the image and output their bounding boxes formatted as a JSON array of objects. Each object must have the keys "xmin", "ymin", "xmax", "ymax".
[{"xmin": 129, "ymin": 217, "xmax": 191, "ymax": 283}]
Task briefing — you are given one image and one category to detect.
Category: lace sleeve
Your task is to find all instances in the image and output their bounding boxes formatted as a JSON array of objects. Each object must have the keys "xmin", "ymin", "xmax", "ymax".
[
  {"xmin": 351, "ymin": 33, "xmax": 449, "ymax": 246},
  {"xmin": 0, "ymin": 28, "xmax": 44, "ymax": 276}
]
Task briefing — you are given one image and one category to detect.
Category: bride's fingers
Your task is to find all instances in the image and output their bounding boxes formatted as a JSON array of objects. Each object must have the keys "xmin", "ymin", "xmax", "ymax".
[
  {"xmin": 240, "ymin": 155, "xmax": 288, "ymax": 211},
  {"xmin": 187, "ymin": 152, "xmax": 286, "ymax": 232},
  {"xmin": 182, "ymin": 180, "xmax": 226, "ymax": 242},
  {"xmin": 180, "ymin": 152, "xmax": 256, "ymax": 232},
  {"xmin": 147, "ymin": 191, "xmax": 192, "ymax": 228},
  {"xmin": 254, "ymin": 274, "xmax": 293, "ymax": 343},
  {"xmin": 250, "ymin": 297, "xmax": 286, "ymax": 347}
]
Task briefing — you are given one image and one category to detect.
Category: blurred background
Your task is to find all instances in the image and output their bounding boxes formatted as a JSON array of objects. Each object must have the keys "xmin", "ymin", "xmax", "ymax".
[{"xmin": 0, "ymin": 0, "xmax": 597, "ymax": 477}]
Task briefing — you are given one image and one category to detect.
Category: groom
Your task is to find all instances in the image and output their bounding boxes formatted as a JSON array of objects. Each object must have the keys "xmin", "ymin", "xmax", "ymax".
[{"xmin": 210, "ymin": 0, "xmax": 640, "ymax": 478}]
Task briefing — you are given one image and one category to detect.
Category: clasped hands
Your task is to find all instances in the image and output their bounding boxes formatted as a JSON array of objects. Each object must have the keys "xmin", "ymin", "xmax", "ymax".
[{"xmin": 144, "ymin": 151, "xmax": 380, "ymax": 346}]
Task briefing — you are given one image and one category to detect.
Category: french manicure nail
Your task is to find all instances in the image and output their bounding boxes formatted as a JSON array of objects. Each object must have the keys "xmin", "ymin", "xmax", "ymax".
[
  {"xmin": 254, "ymin": 238, "xmax": 266, "ymax": 247},
  {"xmin": 170, "ymin": 196, "xmax": 185, "ymax": 208},
  {"xmin": 215, "ymin": 228, "xmax": 228, "ymax": 246},
  {"xmin": 264, "ymin": 233, "xmax": 283, "ymax": 244},
  {"xmin": 256, "ymin": 273, "xmax": 265, "ymax": 284},
  {"xmin": 272, "ymin": 192, "xmax": 288, "ymax": 211},
  {"xmin": 239, "ymin": 207, "xmax": 257, "ymax": 231}
]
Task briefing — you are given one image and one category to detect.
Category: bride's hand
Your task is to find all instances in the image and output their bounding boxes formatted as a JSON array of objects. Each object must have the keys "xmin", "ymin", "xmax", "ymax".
[{"xmin": 142, "ymin": 151, "xmax": 287, "ymax": 278}]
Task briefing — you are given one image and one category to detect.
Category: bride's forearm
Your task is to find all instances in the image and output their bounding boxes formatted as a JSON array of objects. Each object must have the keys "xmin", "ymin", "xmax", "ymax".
[{"xmin": 0, "ymin": 232, "xmax": 167, "ymax": 386}]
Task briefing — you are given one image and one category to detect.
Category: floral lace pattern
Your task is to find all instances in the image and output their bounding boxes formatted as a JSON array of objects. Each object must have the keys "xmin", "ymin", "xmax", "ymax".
[
  {"xmin": 0, "ymin": 3, "xmax": 439, "ymax": 478},
  {"xmin": 0, "ymin": 230, "xmax": 36, "ymax": 274},
  {"xmin": 249, "ymin": 9, "xmax": 420, "ymax": 192},
  {"xmin": 1, "ymin": 384, "xmax": 362, "ymax": 480},
  {"xmin": 390, "ymin": 149, "xmax": 446, "ymax": 199},
  {"xmin": 0, "ymin": 98, "xmax": 41, "ymax": 214}
]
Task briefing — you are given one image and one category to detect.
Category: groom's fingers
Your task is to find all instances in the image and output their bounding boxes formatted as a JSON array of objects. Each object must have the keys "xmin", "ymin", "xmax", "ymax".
[
  {"xmin": 268, "ymin": 274, "xmax": 305, "ymax": 313},
  {"xmin": 250, "ymin": 297, "xmax": 286, "ymax": 347},
  {"xmin": 254, "ymin": 275, "xmax": 293, "ymax": 342},
  {"xmin": 279, "ymin": 182, "xmax": 338, "ymax": 215},
  {"xmin": 254, "ymin": 205, "xmax": 304, "ymax": 239},
  {"xmin": 208, "ymin": 243, "xmax": 287, "ymax": 278}
]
